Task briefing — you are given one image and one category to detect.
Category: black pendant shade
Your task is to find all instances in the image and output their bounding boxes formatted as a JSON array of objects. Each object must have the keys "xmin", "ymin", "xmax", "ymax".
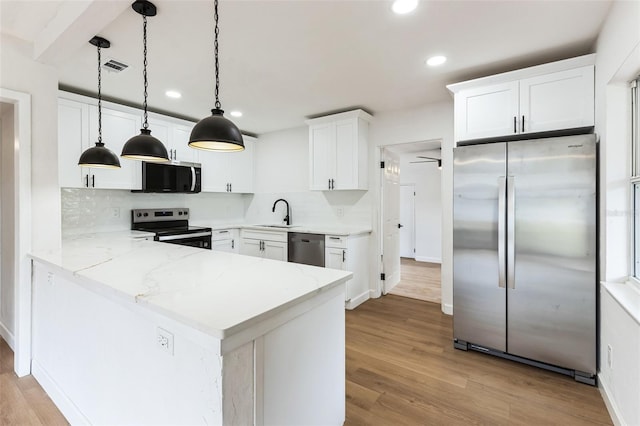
[
  {"xmin": 79, "ymin": 36, "xmax": 121, "ymax": 169},
  {"xmin": 189, "ymin": 109, "xmax": 244, "ymax": 152},
  {"xmin": 121, "ymin": 129, "xmax": 169, "ymax": 162},
  {"xmin": 189, "ymin": 0, "xmax": 244, "ymax": 152},
  {"xmin": 121, "ymin": 0, "xmax": 169, "ymax": 163}
]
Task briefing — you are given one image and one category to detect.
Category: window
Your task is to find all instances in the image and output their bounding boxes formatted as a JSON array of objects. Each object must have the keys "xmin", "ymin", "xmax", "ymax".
[{"xmin": 632, "ymin": 77, "xmax": 640, "ymax": 281}]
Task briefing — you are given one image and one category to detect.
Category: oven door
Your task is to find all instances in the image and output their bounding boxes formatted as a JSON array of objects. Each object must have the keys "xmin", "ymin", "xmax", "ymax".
[{"xmin": 155, "ymin": 232, "xmax": 212, "ymax": 249}]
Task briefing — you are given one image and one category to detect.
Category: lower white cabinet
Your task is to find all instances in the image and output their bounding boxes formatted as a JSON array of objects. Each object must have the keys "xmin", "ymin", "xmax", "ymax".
[
  {"xmin": 211, "ymin": 229, "xmax": 238, "ymax": 253},
  {"xmin": 240, "ymin": 229, "xmax": 287, "ymax": 261},
  {"xmin": 325, "ymin": 234, "xmax": 369, "ymax": 309}
]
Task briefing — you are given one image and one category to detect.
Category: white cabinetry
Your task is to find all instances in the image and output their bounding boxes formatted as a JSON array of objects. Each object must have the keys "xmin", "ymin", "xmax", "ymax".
[
  {"xmin": 200, "ymin": 136, "xmax": 255, "ymax": 193},
  {"xmin": 58, "ymin": 97, "xmax": 142, "ymax": 189},
  {"xmin": 448, "ymin": 56, "xmax": 595, "ymax": 142},
  {"xmin": 148, "ymin": 114, "xmax": 198, "ymax": 163},
  {"xmin": 325, "ymin": 234, "xmax": 369, "ymax": 309},
  {"xmin": 306, "ymin": 110, "xmax": 372, "ymax": 191},
  {"xmin": 240, "ymin": 228, "xmax": 287, "ymax": 261},
  {"xmin": 211, "ymin": 229, "xmax": 238, "ymax": 253}
]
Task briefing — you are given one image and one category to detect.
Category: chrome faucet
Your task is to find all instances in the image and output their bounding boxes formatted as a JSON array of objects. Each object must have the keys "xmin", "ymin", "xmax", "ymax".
[{"xmin": 272, "ymin": 199, "xmax": 290, "ymax": 225}]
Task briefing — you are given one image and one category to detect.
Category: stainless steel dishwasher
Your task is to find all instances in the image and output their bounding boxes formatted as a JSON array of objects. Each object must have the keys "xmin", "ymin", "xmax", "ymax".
[{"xmin": 288, "ymin": 232, "xmax": 325, "ymax": 267}]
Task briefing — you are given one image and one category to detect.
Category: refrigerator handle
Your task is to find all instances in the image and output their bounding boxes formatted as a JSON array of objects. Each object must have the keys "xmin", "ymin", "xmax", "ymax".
[
  {"xmin": 507, "ymin": 176, "xmax": 516, "ymax": 289},
  {"xmin": 498, "ymin": 177, "xmax": 507, "ymax": 288}
]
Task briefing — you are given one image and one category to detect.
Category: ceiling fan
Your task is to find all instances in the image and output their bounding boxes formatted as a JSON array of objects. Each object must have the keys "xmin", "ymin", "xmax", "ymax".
[{"xmin": 410, "ymin": 156, "xmax": 442, "ymax": 169}]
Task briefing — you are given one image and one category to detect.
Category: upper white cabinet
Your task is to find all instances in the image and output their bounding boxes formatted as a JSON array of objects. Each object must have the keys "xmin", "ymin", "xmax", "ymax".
[
  {"xmin": 58, "ymin": 97, "xmax": 142, "ymax": 190},
  {"xmin": 148, "ymin": 114, "xmax": 198, "ymax": 163},
  {"xmin": 448, "ymin": 55, "xmax": 595, "ymax": 142},
  {"xmin": 199, "ymin": 136, "xmax": 255, "ymax": 193},
  {"xmin": 306, "ymin": 109, "xmax": 372, "ymax": 191}
]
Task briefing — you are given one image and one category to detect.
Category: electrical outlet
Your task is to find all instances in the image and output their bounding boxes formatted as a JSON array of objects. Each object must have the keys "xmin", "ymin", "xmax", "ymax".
[
  {"xmin": 336, "ymin": 207, "xmax": 344, "ymax": 217},
  {"xmin": 111, "ymin": 207, "xmax": 120, "ymax": 218},
  {"xmin": 47, "ymin": 272, "xmax": 55, "ymax": 285},
  {"xmin": 607, "ymin": 344, "xmax": 612, "ymax": 368},
  {"xmin": 156, "ymin": 327, "xmax": 174, "ymax": 355}
]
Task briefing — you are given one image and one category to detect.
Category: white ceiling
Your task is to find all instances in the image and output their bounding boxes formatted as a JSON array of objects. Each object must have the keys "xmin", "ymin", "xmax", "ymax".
[{"xmin": 1, "ymin": 0, "xmax": 612, "ymax": 135}]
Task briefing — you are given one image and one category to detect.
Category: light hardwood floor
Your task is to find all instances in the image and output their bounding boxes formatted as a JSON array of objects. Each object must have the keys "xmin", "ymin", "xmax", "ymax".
[
  {"xmin": 345, "ymin": 295, "xmax": 612, "ymax": 425},
  {"xmin": 388, "ymin": 258, "xmax": 441, "ymax": 303},
  {"xmin": 1, "ymin": 296, "xmax": 611, "ymax": 425},
  {"xmin": 0, "ymin": 338, "xmax": 68, "ymax": 425}
]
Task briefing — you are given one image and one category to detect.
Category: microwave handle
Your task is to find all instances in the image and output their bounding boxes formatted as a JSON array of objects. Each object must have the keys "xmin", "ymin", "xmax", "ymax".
[{"xmin": 190, "ymin": 167, "xmax": 196, "ymax": 192}]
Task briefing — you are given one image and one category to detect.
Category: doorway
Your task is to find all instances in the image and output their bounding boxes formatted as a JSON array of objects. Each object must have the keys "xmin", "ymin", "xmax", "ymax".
[{"xmin": 381, "ymin": 140, "xmax": 443, "ymax": 304}]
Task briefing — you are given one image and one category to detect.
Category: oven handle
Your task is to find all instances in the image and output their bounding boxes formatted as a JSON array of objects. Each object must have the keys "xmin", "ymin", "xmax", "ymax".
[
  {"xmin": 157, "ymin": 231, "xmax": 212, "ymax": 242},
  {"xmin": 190, "ymin": 167, "xmax": 196, "ymax": 192}
]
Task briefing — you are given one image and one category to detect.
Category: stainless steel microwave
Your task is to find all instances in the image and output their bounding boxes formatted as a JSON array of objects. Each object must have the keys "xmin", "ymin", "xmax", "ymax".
[{"xmin": 137, "ymin": 162, "xmax": 201, "ymax": 193}]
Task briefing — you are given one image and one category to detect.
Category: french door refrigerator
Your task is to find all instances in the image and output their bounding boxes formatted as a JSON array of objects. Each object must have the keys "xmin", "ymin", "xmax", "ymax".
[{"xmin": 453, "ymin": 134, "xmax": 597, "ymax": 385}]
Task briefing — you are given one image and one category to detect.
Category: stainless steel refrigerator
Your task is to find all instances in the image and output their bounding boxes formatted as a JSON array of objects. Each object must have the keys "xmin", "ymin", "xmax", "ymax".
[{"xmin": 453, "ymin": 134, "xmax": 597, "ymax": 385}]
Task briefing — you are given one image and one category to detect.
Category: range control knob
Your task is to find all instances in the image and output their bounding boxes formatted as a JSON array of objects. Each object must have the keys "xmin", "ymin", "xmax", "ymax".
[
  {"xmin": 136, "ymin": 213, "xmax": 142, "ymax": 217},
  {"xmin": 183, "ymin": 211, "xmax": 188, "ymax": 215},
  {"xmin": 143, "ymin": 212, "xmax": 148, "ymax": 217},
  {"xmin": 178, "ymin": 211, "xmax": 183, "ymax": 216}
]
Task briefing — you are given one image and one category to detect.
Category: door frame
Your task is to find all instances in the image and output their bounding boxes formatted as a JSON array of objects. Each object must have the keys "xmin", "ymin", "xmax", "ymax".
[
  {"xmin": 0, "ymin": 88, "xmax": 32, "ymax": 377},
  {"xmin": 399, "ymin": 184, "xmax": 416, "ymax": 259}
]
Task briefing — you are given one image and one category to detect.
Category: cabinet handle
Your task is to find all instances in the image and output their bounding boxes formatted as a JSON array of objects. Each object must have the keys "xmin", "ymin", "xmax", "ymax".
[
  {"xmin": 328, "ymin": 179, "xmax": 331, "ymax": 190},
  {"xmin": 329, "ymin": 236, "xmax": 340, "ymax": 240},
  {"xmin": 513, "ymin": 116, "xmax": 517, "ymax": 133},
  {"xmin": 229, "ymin": 183, "xmax": 232, "ymax": 192},
  {"xmin": 342, "ymin": 250, "xmax": 346, "ymax": 262},
  {"xmin": 521, "ymin": 115, "xmax": 525, "ymax": 133},
  {"xmin": 232, "ymin": 239, "xmax": 234, "ymax": 249},
  {"xmin": 92, "ymin": 175, "xmax": 95, "ymax": 188},
  {"xmin": 85, "ymin": 175, "xmax": 89, "ymax": 188},
  {"xmin": 219, "ymin": 230, "xmax": 229, "ymax": 234},
  {"xmin": 331, "ymin": 179, "xmax": 335, "ymax": 190}
]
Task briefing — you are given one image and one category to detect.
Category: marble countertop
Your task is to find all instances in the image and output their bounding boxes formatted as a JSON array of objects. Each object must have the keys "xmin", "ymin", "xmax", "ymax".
[
  {"xmin": 196, "ymin": 223, "xmax": 372, "ymax": 236},
  {"xmin": 29, "ymin": 231, "xmax": 352, "ymax": 340}
]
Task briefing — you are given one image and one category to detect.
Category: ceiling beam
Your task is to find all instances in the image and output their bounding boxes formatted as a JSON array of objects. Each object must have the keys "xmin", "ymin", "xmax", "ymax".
[{"xmin": 33, "ymin": 0, "xmax": 130, "ymax": 66}]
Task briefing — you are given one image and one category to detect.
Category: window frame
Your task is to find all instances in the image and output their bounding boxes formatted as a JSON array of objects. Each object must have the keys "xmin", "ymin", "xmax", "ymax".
[{"xmin": 631, "ymin": 76, "xmax": 640, "ymax": 284}]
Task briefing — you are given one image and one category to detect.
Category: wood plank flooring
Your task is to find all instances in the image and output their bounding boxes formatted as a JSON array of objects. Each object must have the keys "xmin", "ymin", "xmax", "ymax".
[
  {"xmin": 345, "ymin": 295, "xmax": 612, "ymax": 425},
  {"xmin": 1, "ymin": 297, "xmax": 612, "ymax": 425},
  {"xmin": 388, "ymin": 258, "xmax": 441, "ymax": 303},
  {"xmin": 0, "ymin": 338, "xmax": 68, "ymax": 425}
]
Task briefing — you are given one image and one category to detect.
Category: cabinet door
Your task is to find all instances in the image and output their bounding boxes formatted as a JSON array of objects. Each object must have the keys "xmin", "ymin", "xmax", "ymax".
[
  {"xmin": 212, "ymin": 239, "xmax": 234, "ymax": 253},
  {"xmin": 240, "ymin": 238, "xmax": 263, "ymax": 257},
  {"xmin": 326, "ymin": 247, "xmax": 349, "ymax": 301},
  {"xmin": 199, "ymin": 150, "xmax": 229, "ymax": 192},
  {"xmin": 519, "ymin": 66, "xmax": 594, "ymax": 134},
  {"xmin": 228, "ymin": 137, "xmax": 254, "ymax": 193},
  {"xmin": 264, "ymin": 241, "xmax": 287, "ymax": 262},
  {"xmin": 309, "ymin": 123, "xmax": 333, "ymax": 190},
  {"xmin": 171, "ymin": 124, "xmax": 198, "ymax": 163},
  {"xmin": 455, "ymin": 81, "xmax": 519, "ymax": 141},
  {"xmin": 333, "ymin": 119, "xmax": 358, "ymax": 190},
  {"xmin": 89, "ymin": 106, "xmax": 142, "ymax": 189},
  {"xmin": 58, "ymin": 99, "xmax": 88, "ymax": 188}
]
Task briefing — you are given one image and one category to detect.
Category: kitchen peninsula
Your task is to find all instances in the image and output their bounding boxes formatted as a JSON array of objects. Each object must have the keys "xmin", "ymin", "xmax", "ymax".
[{"xmin": 29, "ymin": 231, "xmax": 351, "ymax": 425}]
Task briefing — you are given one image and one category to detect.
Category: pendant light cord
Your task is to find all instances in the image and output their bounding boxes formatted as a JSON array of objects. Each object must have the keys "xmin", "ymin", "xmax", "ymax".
[
  {"xmin": 142, "ymin": 14, "xmax": 149, "ymax": 129},
  {"xmin": 214, "ymin": 0, "xmax": 221, "ymax": 109},
  {"xmin": 97, "ymin": 43, "xmax": 103, "ymax": 144}
]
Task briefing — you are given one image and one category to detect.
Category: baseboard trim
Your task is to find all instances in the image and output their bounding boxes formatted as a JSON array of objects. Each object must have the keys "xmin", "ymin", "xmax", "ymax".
[
  {"xmin": 598, "ymin": 375, "xmax": 623, "ymax": 426},
  {"xmin": 0, "ymin": 321, "xmax": 15, "ymax": 351},
  {"xmin": 415, "ymin": 256, "xmax": 442, "ymax": 264},
  {"xmin": 442, "ymin": 303, "xmax": 453, "ymax": 316},
  {"xmin": 32, "ymin": 359, "xmax": 89, "ymax": 425},
  {"xmin": 346, "ymin": 291, "xmax": 370, "ymax": 310}
]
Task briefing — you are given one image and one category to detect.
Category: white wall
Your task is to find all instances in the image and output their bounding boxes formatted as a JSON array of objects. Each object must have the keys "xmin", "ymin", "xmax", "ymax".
[
  {"xmin": 0, "ymin": 103, "xmax": 15, "ymax": 341},
  {"xmin": 369, "ymin": 101, "xmax": 454, "ymax": 313},
  {"xmin": 400, "ymin": 150, "xmax": 442, "ymax": 263},
  {"xmin": 0, "ymin": 34, "xmax": 60, "ymax": 252},
  {"xmin": 593, "ymin": 1, "xmax": 640, "ymax": 425},
  {"xmin": 61, "ymin": 189, "xmax": 248, "ymax": 236}
]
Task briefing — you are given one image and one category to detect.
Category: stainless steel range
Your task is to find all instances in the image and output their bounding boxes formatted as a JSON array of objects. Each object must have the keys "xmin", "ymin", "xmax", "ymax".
[{"xmin": 131, "ymin": 208, "xmax": 212, "ymax": 249}]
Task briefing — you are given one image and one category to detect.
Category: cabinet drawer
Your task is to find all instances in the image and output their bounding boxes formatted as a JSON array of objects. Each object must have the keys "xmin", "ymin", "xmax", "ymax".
[
  {"xmin": 325, "ymin": 235, "xmax": 347, "ymax": 248},
  {"xmin": 212, "ymin": 229, "xmax": 236, "ymax": 241},
  {"xmin": 241, "ymin": 229, "xmax": 288, "ymax": 242}
]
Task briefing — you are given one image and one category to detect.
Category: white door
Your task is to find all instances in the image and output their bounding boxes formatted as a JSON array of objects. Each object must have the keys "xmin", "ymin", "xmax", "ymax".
[
  {"xmin": 171, "ymin": 124, "xmax": 198, "ymax": 163},
  {"xmin": 228, "ymin": 137, "xmax": 254, "ymax": 193},
  {"xmin": 519, "ymin": 66, "xmax": 594, "ymax": 134},
  {"xmin": 263, "ymin": 241, "xmax": 287, "ymax": 262},
  {"xmin": 212, "ymin": 239, "xmax": 234, "ymax": 253},
  {"xmin": 199, "ymin": 150, "xmax": 228, "ymax": 192},
  {"xmin": 240, "ymin": 238, "xmax": 262, "ymax": 257},
  {"xmin": 58, "ymin": 99, "xmax": 88, "ymax": 188},
  {"xmin": 309, "ymin": 123, "xmax": 333, "ymax": 190},
  {"xmin": 333, "ymin": 119, "xmax": 356, "ymax": 190},
  {"xmin": 326, "ymin": 247, "xmax": 349, "ymax": 301},
  {"xmin": 399, "ymin": 185, "xmax": 415, "ymax": 258},
  {"xmin": 454, "ymin": 81, "xmax": 519, "ymax": 141},
  {"xmin": 382, "ymin": 149, "xmax": 401, "ymax": 293}
]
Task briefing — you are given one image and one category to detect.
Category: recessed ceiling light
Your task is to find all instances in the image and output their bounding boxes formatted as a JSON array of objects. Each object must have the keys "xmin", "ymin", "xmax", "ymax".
[
  {"xmin": 165, "ymin": 90, "xmax": 181, "ymax": 99},
  {"xmin": 426, "ymin": 55, "xmax": 447, "ymax": 67},
  {"xmin": 230, "ymin": 111, "xmax": 243, "ymax": 117},
  {"xmin": 392, "ymin": 0, "xmax": 418, "ymax": 15}
]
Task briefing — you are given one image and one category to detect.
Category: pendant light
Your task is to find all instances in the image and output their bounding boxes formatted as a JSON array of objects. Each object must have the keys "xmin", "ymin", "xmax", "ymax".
[
  {"xmin": 121, "ymin": 0, "xmax": 169, "ymax": 162},
  {"xmin": 188, "ymin": 0, "xmax": 244, "ymax": 152},
  {"xmin": 78, "ymin": 37, "xmax": 121, "ymax": 169}
]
